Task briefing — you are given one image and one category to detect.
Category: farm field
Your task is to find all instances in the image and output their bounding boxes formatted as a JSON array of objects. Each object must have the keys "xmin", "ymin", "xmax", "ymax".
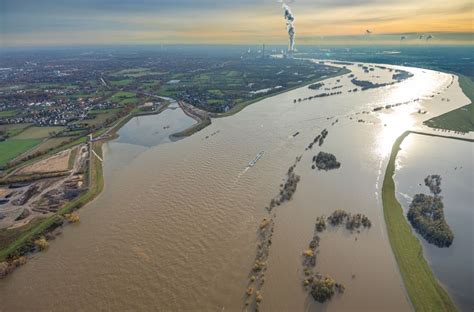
[
  {"xmin": 109, "ymin": 92, "xmax": 140, "ymax": 105},
  {"xmin": 0, "ymin": 139, "xmax": 42, "ymax": 166},
  {"xmin": 0, "ymin": 123, "xmax": 32, "ymax": 138},
  {"xmin": 13, "ymin": 126, "xmax": 66, "ymax": 140}
]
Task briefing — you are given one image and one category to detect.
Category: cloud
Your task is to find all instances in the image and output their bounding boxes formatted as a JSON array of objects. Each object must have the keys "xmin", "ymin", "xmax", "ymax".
[{"xmin": 1, "ymin": 0, "xmax": 472, "ymax": 46}]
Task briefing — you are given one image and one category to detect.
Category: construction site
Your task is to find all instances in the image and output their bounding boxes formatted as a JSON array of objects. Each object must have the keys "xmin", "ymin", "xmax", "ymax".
[{"xmin": 0, "ymin": 144, "xmax": 90, "ymax": 230}]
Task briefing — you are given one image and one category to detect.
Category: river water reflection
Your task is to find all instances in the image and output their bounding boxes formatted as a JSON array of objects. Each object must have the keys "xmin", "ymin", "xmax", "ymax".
[
  {"xmin": 0, "ymin": 62, "xmax": 470, "ymax": 311},
  {"xmin": 395, "ymin": 134, "xmax": 473, "ymax": 311}
]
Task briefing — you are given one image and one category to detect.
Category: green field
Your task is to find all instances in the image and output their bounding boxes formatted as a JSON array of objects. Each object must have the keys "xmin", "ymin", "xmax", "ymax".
[
  {"xmin": 156, "ymin": 59, "xmax": 342, "ymax": 113},
  {"xmin": 103, "ymin": 59, "xmax": 344, "ymax": 114},
  {"xmin": 424, "ymin": 75, "xmax": 474, "ymax": 132},
  {"xmin": 0, "ymin": 123, "xmax": 32, "ymax": 138},
  {"xmin": 109, "ymin": 79, "xmax": 133, "ymax": 87},
  {"xmin": 90, "ymin": 108, "xmax": 121, "ymax": 114},
  {"xmin": 0, "ymin": 110, "xmax": 18, "ymax": 117},
  {"xmin": 110, "ymin": 68, "xmax": 164, "ymax": 78},
  {"xmin": 73, "ymin": 109, "xmax": 122, "ymax": 128},
  {"xmin": 0, "ymin": 139, "xmax": 42, "ymax": 166},
  {"xmin": 59, "ymin": 129, "xmax": 88, "ymax": 137},
  {"xmin": 141, "ymin": 80, "xmax": 160, "ymax": 91},
  {"xmin": 382, "ymin": 131, "xmax": 457, "ymax": 312},
  {"xmin": 28, "ymin": 137, "xmax": 71, "ymax": 154},
  {"xmin": 218, "ymin": 67, "xmax": 350, "ymax": 117},
  {"xmin": 109, "ymin": 91, "xmax": 140, "ymax": 105},
  {"xmin": 13, "ymin": 126, "xmax": 65, "ymax": 140}
]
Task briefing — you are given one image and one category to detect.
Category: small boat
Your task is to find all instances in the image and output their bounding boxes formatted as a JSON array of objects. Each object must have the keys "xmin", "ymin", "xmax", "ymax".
[
  {"xmin": 248, "ymin": 151, "xmax": 265, "ymax": 167},
  {"xmin": 292, "ymin": 131, "xmax": 300, "ymax": 137}
]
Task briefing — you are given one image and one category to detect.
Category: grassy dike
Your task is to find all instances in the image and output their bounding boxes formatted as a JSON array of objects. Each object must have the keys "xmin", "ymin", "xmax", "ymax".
[
  {"xmin": 170, "ymin": 118, "xmax": 211, "ymax": 139},
  {"xmin": 382, "ymin": 131, "xmax": 457, "ymax": 312}
]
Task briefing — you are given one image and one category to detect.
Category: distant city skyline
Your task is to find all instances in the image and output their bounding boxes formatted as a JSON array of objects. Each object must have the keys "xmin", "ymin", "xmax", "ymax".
[{"xmin": 1, "ymin": 0, "xmax": 472, "ymax": 46}]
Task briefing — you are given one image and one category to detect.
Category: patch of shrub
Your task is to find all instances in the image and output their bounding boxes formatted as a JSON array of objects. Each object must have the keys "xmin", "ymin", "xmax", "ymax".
[
  {"xmin": 407, "ymin": 193, "xmax": 453, "ymax": 247},
  {"xmin": 313, "ymin": 152, "xmax": 341, "ymax": 171}
]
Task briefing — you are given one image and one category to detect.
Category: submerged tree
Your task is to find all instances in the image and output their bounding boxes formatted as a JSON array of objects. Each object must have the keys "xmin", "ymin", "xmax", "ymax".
[
  {"xmin": 407, "ymin": 193, "xmax": 454, "ymax": 247},
  {"xmin": 310, "ymin": 276, "xmax": 342, "ymax": 303},
  {"xmin": 313, "ymin": 152, "xmax": 341, "ymax": 171}
]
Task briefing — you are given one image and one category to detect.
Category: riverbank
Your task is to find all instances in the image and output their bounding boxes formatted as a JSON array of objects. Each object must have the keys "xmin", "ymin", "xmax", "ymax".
[
  {"xmin": 170, "ymin": 101, "xmax": 211, "ymax": 139},
  {"xmin": 424, "ymin": 74, "xmax": 473, "ymax": 132},
  {"xmin": 0, "ymin": 65, "xmax": 351, "ymax": 277},
  {"xmin": 0, "ymin": 105, "xmax": 167, "ymax": 264},
  {"xmin": 169, "ymin": 65, "xmax": 350, "ymax": 139},
  {"xmin": 215, "ymin": 66, "xmax": 351, "ymax": 118},
  {"xmin": 0, "ymin": 140, "xmax": 103, "ymax": 263},
  {"xmin": 0, "ymin": 59, "xmax": 463, "ymax": 311},
  {"xmin": 382, "ymin": 131, "xmax": 457, "ymax": 312},
  {"xmin": 0, "ymin": 95, "xmax": 210, "ymax": 269}
]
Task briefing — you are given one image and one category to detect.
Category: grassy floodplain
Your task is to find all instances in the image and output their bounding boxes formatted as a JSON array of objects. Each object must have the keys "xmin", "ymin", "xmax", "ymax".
[
  {"xmin": 217, "ymin": 67, "xmax": 351, "ymax": 117},
  {"xmin": 170, "ymin": 67, "xmax": 350, "ymax": 138},
  {"xmin": 424, "ymin": 75, "xmax": 474, "ymax": 132},
  {"xmin": 382, "ymin": 131, "xmax": 457, "ymax": 312}
]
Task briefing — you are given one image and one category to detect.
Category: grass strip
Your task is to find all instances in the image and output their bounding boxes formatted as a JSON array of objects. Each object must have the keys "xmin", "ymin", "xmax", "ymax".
[
  {"xmin": 424, "ymin": 74, "xmax": 474, "ymax": 132},
  {"xmin": 382, "ymin": 131, "xmax": 457, "ymax": 312}
]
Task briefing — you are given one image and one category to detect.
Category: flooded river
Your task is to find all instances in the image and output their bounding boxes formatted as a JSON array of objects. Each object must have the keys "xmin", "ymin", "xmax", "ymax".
[
  {"xmin": 0, "ymin": 61, "xmax": 470, "ymax": 311},
  {"xmin": 395, "ymin": 134, "xmax": 473, "ymax": 311},
  {"xmin": 116, "ymin": 100, "xmax": 196, "ymax": 147}
]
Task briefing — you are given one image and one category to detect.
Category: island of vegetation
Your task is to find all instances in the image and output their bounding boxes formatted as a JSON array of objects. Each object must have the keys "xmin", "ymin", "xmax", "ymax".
[
  {"xmin": 327, "ymin": 210, "xmax": 371, "ymax": 230},
  {"xmin": 301, "ymin": 210, "xmax": 371, "ymax": 303},
  {"xmin": 308, "ymin": 82, "xmax": 324, "ymax": 90},
  {"xmin": 350, "ymin": 69, "xmax": 413, "ymax": 91},
  {"xmin": 306, "ymin": 129, "xmax": 328, "ymax": 150},
  {"xmin": 245, "ymin": 155, "xmax": 303, "ymax": 311},
  {"xmin": 312, "ymin": 151, "xmax": 341, "ymax": 171},
  {"xmin": 301, "ymin": 228, "xmax": 344, "ymax": 303},
  {"xmin": 407, "ymin": 175, "xmax": 454, "ymax": 248}
]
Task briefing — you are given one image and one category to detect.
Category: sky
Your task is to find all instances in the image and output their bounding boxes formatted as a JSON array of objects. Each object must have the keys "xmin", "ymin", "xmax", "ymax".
[{"xmin": 0, "ymin": 0, "xmax": 472, "ymax": 47}]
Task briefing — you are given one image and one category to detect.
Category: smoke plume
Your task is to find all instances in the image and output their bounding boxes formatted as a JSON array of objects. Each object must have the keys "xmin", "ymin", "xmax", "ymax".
[{"xmin": 282, "ymin": 3, "xmax": 295, "ymax": 53}]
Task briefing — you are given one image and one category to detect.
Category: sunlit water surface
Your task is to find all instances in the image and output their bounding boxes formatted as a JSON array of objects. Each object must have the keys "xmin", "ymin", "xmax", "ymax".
[
  {"xmin": 0, "ymin": 61, "xmax": 470, "ymax": 311},
  {"xmin": 395, "ymin": 135, "xmax": 473, "ymax": 311}
]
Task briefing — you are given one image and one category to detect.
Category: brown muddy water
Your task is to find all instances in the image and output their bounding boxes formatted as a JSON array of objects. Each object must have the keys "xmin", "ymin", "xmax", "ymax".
[{"xmin": 0, "ymin": 61, "xmax": 470, "ymax": 311}]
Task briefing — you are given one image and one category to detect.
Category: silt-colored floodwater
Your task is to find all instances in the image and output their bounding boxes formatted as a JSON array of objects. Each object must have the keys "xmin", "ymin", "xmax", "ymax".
[{"xmin": 0, "ymin": 61, "xmax": 470, "ymax": 311}]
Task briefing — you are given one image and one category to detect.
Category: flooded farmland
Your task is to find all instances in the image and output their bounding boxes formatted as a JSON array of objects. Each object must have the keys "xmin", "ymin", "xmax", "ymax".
[{"xmin": 0, "ymin": 61, "xmax": 471, "ymax": 311}]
